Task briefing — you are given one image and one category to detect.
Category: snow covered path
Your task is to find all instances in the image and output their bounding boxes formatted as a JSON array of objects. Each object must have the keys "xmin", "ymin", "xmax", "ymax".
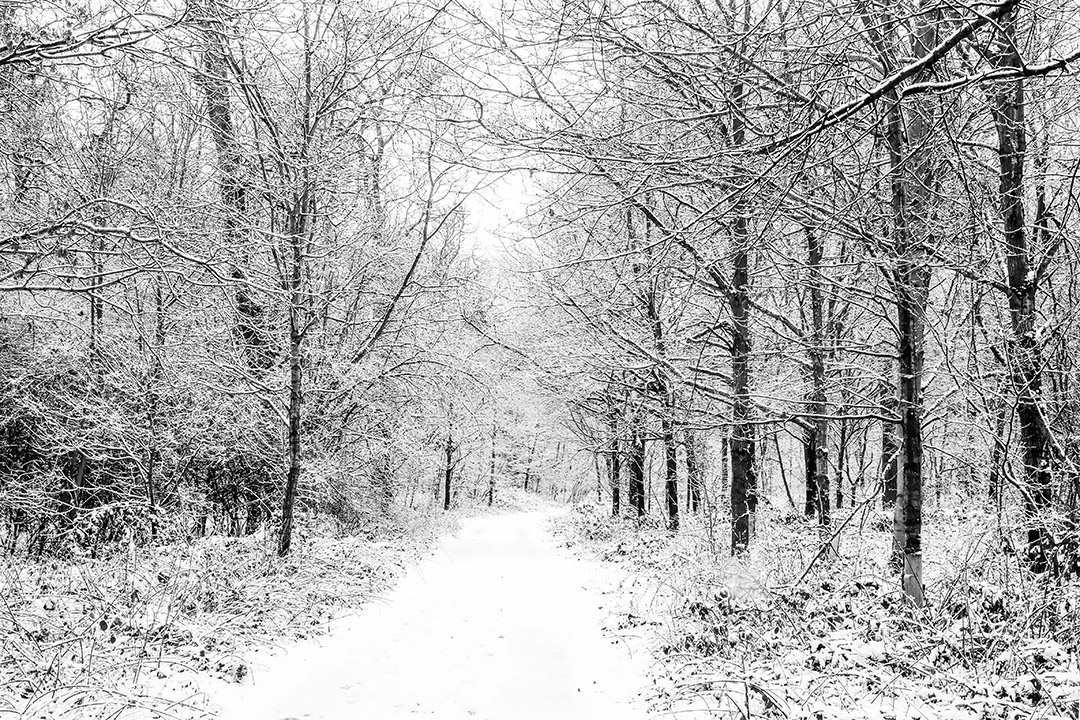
[{"xmin": 212, "ymin": 511, "xmax": 652, "ymax": 720}]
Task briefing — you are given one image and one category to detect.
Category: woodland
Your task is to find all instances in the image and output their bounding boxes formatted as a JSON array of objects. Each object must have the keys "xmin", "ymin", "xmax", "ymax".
[{"xmin": 2, "ymin": 0, "xmax": 1080, "ymax": 716}]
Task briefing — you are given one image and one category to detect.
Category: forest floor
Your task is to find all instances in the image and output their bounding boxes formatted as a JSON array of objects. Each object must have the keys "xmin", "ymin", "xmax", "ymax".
[
  {"xmin": 0, "ymin": 508, "xmax": 453, "ymax": 719},
  {"xmin": 555, "ymin": 500, "xmax": 1080, "ymax": 720}
]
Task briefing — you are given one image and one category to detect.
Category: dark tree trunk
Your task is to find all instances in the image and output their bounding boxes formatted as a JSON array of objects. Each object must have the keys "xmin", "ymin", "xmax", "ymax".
[
  {"xmin": 373, "ymin": 420, "xmax": 393, "ymax": 515},
  {"xmin": 663, "ymin": 414, "xmax": 679, "ymax": 531},
  {"xmin": 869, "ymin": 0, "xmax": 936, "ymax": 605},
  {"xmin": 276, "ymin": 164, "xmax": 311, "ymax": 556},
  {"xmin": 814, "ymin": 420, "xmax": 830, "ymax": 526},
  {"xmin": 609, "ymin": 415, "xmax": 621, "ymax": 517},
  {"xmin": 729, "ymin": 215, "xmax": 756, "ymax": 551},
  {"xmin": 894, "ymin": 282, "xmax": 927, "ymax": 599},
  {"xmin": 489, "ymin": 424, "xmax": 496, "ymax": 507},
  {"xmin": 145, "ymin": 279, "xmax": 165, "ymax": 541},
  {"xmin": 806, "ymin": 227, "xmax": 830, "ymax": 528},
  {"xmin": 990, "ymin": 10, "xmax": 1053, "ymax": 572},
  {"xmin": 196, "ymin": 18, "xmax": 270, "ymax": 371},
  {"xmin": 596, "ymin": 454, "xmax": 603, "ymax": 504},
  {"xmin": 443, "ymin": 427, "xmax": 454, "ymax": 511},
  {"xmin": 720, "ymin": 432, "xmax": 730, "ymax": 502},
  {"xmin": 836, "ymin": 417, "xmax": 848, "ymax": 509},
  {"xmin": 277, "ymin": 241, "xmax": 305, "ymax": 556},
  {"xmin": 685, "ymin": 430, "xmax": 702, "ymax": 513},
  {"xmin": 804, "ymin": 429, "xmax": 818, "ymax": 517},
  {"xmin": 523, "ymin": 435, "xmax": 537, "ymax": 491},
  {"xmin": 725, "ymin": 51, "xmax": 757, "ymax": 553},
  {"xmin": 628, "ymin": 425, "xmax": 646, "ymax": 517}
]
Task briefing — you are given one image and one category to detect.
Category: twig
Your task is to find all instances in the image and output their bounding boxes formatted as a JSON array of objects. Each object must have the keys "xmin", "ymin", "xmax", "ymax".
[{"xmin": 794, "ymin": 492, "xmax": 880, "ymax": 588}]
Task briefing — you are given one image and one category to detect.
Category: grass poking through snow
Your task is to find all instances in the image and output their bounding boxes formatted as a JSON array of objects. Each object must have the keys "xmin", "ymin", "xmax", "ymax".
[
  {"xmin": 556, "ymin": 500, "xmax": 1080, "ymax": 720},
  {"xmin": 0, "ymin": 510, "xmax": 453, "ymax": 719}
]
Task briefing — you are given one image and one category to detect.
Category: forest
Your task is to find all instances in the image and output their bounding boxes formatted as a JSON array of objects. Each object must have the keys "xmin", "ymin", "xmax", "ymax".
[{"xmin": 2, "ymin": 0, "xmax": 1080, "ymax": 717}]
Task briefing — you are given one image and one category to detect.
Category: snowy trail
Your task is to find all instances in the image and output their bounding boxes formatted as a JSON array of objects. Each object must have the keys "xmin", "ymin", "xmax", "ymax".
[{"xmin": 211, "ymin": 511, "xmax": 652, "ymax": 720}]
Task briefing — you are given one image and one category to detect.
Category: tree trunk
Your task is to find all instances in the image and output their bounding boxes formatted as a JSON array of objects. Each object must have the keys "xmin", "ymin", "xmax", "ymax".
[
  {"xmin": 443, "ymin": 426, "xmax": 454, "ymax": 511},
  {"xmin": 522, "ymin": 434, "xmax": 537, "ymax": 491},
  {"xmin": 807, "ymin": 227, "xmax": 830, "ymax": 528},
  {"xmin": 489, "ymin": 424, "xmax": 496, "ymax": 507},
  {"xmin": 371, "ymin": 419, "xmax": 393, "ymax": 515},
  {"xmin": 145, "ymin": 279, "xmax": 165, "ymax": 541},
  {"xmin": 685, "ymin": 430, "xmax": 702, "ymax": 513},
  {"xmin": 196, "ymin": 16, "xmax": 270, "ymax": 371},
  {"xmin": 277, "ymin": 318, "xmax": 303, "ymax": 556},
  {"xmin": 730, "ymin": 276, "xmax": 756, "ymax": 552},
  {"xmin": 609, "ymin": 409, "xmax": 621, "ymax": 516},
  {"xmin": 720, "ymin": 431, "xmax": 730, "ymax": 506},
  {"xmin": 836, "ymin": 417, "xmax": 848, "ymax": 509},
  {"xmin": 275, "ymin": 17, "xmax": 316, "ymax": 555},
  {"xmin": 894, "ymin": 286, "xmax": 926, "ymax": 601},
  {"xmin": 596, "ymin": 454, "xmax": 603, "ymax": 504},
  {"xmin": 628, "ymin": 425, "xmax": 645, "ymax": 517},
  {"xmin": 989, "ymin": 9, "xmax": 1052, "ymax": 572},
  {"xmin": 804, "ymin": 429, "xmax": 818, "ymax": 516},
  {"xmin": 873, "ymin": 0, "xmax": 936, "ymax": 605},
  {"xmin": 729, "ymin": 196, "xmax": 756, "ymax": 550},
  {"xmin": 726, "ymin": 26, "xmax": 756, "ymax": 552},
  {"xmin": 277, "ymin": 203, "xmax": 307, "ymax": 557},
  {"xmin": 663, "ymin": 414, "xmax": 679, "ymax": 531}
]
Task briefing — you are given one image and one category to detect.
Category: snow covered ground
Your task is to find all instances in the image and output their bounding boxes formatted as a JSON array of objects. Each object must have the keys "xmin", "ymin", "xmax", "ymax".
[{"xmin": 208, "ymin": 511, "xmax": 653, "ymax": 720}]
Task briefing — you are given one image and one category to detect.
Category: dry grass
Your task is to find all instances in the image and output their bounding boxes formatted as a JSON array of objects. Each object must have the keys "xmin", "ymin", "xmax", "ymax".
[
  {"xmin": 0, "ymin": 509, "xmax": 453, "ymax": 719},
  {"xmin": 555, "ymin": 499, "xmax": 1080, "ymax": 720}
]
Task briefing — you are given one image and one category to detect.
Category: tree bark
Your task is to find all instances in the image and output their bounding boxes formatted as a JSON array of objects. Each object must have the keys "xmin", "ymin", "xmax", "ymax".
[
  {"xmin": 989, "ymin": 9, "xmax": 1053, "ymax": 572},
  {"xmin": 276, "ymin": 9, "xmax": 319, "ymax": 556},
  {"xmin": 807, "ymin": 227, "xmax": 830, "ymax": 527},
  {"xmin": 729, "ymin": 228, "xmax": 756, "ymax": 551},
  {"xmin": 726, "ymin": 12, "xmax": 756, "ymax": 552},
  {"xmin": 489, "ymin": 424, "xmax": 496, "ymax": 507},
  {"xmin": 663, "ymin": 413, "xmax": 679, "ymax": 531},
  {"xmin": 804, "ymin": 429, "xmax": 818, "ymax": 516},
  {"xmin": 195, "ymin": 12, "xmax": 270, "ymax": 371},
  {"xmin": 628, "ymin": 424, "xmax": 646, "ymax": 517},
  {"xmin": 720, "ymin": 431, "xmax": 730, "ymax": 506},
  {"xmin": 609, "ymin": 404, "xmax": 621, "ymax": 516},
  {"xmin": 523, "ymin": 434, "xmax": 537, "ymax": 491},
  {"xmin": 277, "ymin": 198, "xmax": 308, "ymax": 557},
  {"xmin": 145, "ymin": 279, "xmax": 166, "ymax": 541},
  {"xmin": 596, "ymin": 454, "xmax": 603, "ymax": 504},
  {"xmin": 641, "ymin": 232, "xmax": 678, "ymax": 529},
  {"xmin": 894, "ymin": 287, "xmax": 926, "ymax": 601},
  {"xmin": 443, "ymin": 425, "xmax": 454, "ymax": 511},
  {"xmin": 685, "ymin": 430, "xmax": 703, "ymax": 513},
  {"xmin": 870, "ymin": 0, "xmax": 937, "ymax": 604},
  {"xmin": 836, "ymin": 417, "xmax": 848, "ymax": 509}
]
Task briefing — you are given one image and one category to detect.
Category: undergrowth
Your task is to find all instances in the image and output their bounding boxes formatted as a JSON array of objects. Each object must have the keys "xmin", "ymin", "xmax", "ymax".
[
  {"xmin": 455, "ymin": 486, "xmax": 558, "ymax": 517},
  {"xmin": 0, "ymin": 509, "xmax": 452, "ymax": 719},
  {"xmin": 556, "ymin": 501, "xmax": 1080, "ymax": 720}
]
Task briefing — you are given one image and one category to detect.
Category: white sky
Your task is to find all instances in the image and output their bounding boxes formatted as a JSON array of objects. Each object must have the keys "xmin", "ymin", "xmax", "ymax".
[{"xmin": 463, "ymin": 168, "xmax": 539, "ymax": 258}]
